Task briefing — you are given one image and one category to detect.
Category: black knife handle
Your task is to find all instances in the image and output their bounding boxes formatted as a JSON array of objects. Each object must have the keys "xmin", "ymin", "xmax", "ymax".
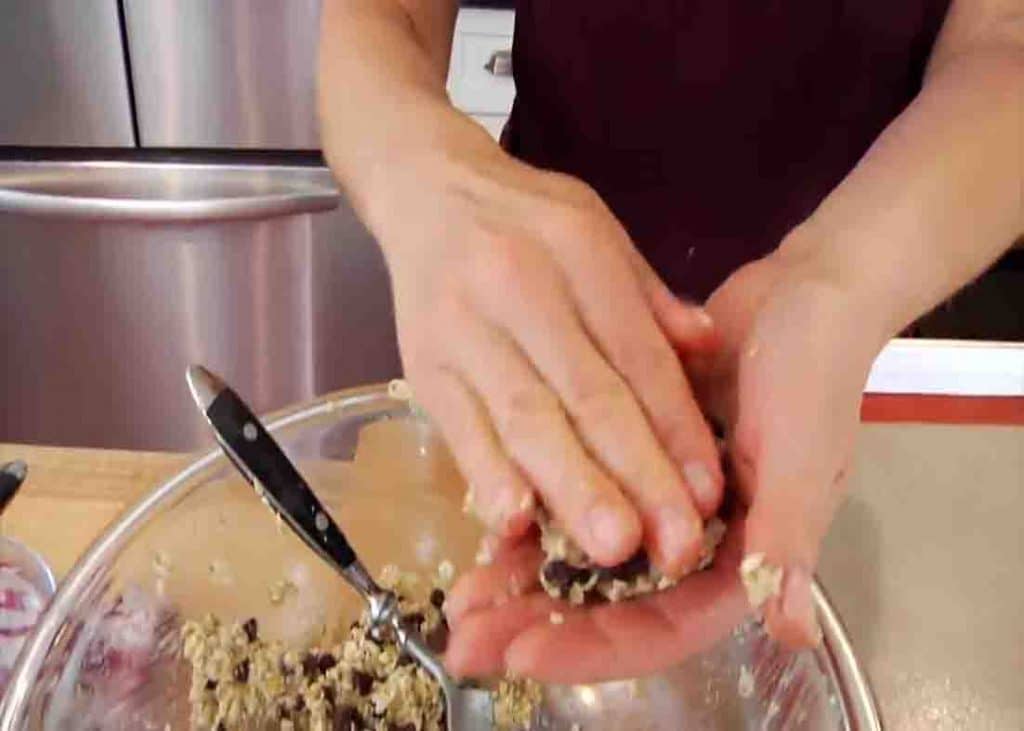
[
  {"xmin": 206, "ymin": 387, "xmax": 357, "ymax": 570},
  {"xmin": 0, "ymin": 460, "xmax": 26, "ymax": 516}
]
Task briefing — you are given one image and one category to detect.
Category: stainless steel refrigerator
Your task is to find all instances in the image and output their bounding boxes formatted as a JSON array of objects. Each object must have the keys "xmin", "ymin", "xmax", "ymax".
[{"xmin": 0, "ymin": 0, "xmax": 404, "ymax": 450}]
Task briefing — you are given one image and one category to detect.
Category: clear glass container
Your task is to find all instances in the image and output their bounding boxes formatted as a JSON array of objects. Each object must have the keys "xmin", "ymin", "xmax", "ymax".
[
  {"xmin": 0, "ymin": 386, "xmax": 879, "ymax": 729},
  {"xmin": 0, "ymin": 536, "xmax": 56, "ymax": 695}
]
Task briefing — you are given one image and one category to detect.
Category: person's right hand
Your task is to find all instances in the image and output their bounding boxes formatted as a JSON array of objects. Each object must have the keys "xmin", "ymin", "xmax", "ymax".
[{"xmin": 375, "ymin": 118, "xmax": 723, "ymax": 576}]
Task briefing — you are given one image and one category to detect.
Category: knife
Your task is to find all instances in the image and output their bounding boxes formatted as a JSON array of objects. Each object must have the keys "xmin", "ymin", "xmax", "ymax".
[{"xmin": 0, "ymin": 460, "xmax": 27, "ymax": 516}]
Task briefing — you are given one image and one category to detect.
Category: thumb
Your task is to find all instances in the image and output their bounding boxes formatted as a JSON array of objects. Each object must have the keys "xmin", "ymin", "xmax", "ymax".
[
  {"xmin": 732, "ymin": 340, "xmax": 859, "ymax": 648},
  {"xmin": 742, "ymin": 465, "xmax": 846, "ymax": 649},
  {"xmin": 625, "ymin": 245, "xmax": 721, "ymax": 352}
]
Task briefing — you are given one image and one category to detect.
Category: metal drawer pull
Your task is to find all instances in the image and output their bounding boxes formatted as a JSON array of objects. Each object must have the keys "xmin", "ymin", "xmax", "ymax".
[{"xmin": 483, "ymin": 49, "xmax": 513, "ymax": 77}]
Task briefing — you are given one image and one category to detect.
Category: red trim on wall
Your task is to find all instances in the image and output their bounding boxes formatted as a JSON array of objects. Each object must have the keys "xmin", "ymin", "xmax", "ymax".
[{"xmin": 861, "ymin": 394, "xmax": 1024, "ymax": 425}]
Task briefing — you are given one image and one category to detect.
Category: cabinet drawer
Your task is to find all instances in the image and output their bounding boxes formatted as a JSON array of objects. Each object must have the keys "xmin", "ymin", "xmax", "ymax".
[{"xmin": 448, "ymin": 9, "xmax": 515, "ymax": 116}]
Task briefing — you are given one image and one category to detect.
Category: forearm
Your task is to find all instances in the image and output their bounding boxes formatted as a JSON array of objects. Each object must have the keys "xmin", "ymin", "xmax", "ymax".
[
  {"xmin": 318, "ymin": 0, "xmax": 492, "ymax": 231},
  {"xmin": 786, "ymin": 45, "xmax": 1023, "ymax": 340}
]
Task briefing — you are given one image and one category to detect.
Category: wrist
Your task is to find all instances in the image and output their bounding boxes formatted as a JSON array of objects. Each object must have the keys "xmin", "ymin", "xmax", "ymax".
[
  {"xmin": 773, "ymin": 221, "xmax": 897, "ymax": 357},
  {"xmin": 330, "ymin": 100, "xmax": 503, "ymax": 243}
]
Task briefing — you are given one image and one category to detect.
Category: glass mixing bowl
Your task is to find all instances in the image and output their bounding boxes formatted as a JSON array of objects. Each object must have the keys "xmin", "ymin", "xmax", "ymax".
[
  {"xmin": 0, "ymin": 385, "xmax": 879, "ymax": 730},
  {"xmin": 0, "ymin": 536, "xmax": 57, "ymax": 696}
]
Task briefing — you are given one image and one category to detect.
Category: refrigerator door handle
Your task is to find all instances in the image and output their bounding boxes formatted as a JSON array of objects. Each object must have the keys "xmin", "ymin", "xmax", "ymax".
[{"xmin": 0, "ymin": 162, "xmax": 340, "ymax": 223}]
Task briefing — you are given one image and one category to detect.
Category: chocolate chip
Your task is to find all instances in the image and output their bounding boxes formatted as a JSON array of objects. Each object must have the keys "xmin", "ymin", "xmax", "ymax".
[
  {"xmin": 294, "ymin": 695, "xmax": 306, "ymax": 712},
  {"xmin": 241, "ymin": 617, "xmax": 258, "ymax": 643},
  {"xmin": 388, "ymin": 724, "xmax": 415, "ymax": 731},
  {"xmin": 215, "ymin": 723, "xmax": 226, "ymax": 731},
  {"xmin": 352, "ymin": 669, "xmax": 374, "ymax": 695},
  {"xmin": 232, "ymin": 658, "xmax": 250, "ymax": 684},
  {"xmin": 397, "ymin": 652, "xmax": 414, "ymax": 667},
  {"xmin": 430, "ymin": 588, "xmax": 445, "ymax": 608},
  {"xmin": 426, "ymin": 621, "xmax": 449, "ymax": 653},
  {"xmin": 542, "ymin": 560, "xmax": 593, "ymax": 593},
  {"xmin": 302, "ymin": 653, "xmax": 320, "ymax": 678},
  {"xmin": 404, "ymin": 611, "xmax": 425, "ymax": 628},
  {"xmin": 599, "ymin": 551, "xmax": 650, "ymax": 582},
  {"xmin": 318, "ymin": 652, "xmax": 338, "ymax": 674},
  {"xmin": 334, "ymin": 704, "xmax": 362, "ymax": 731},
  {"xmin": 323, "ymin": 685, "xmax": 336, "ymax": 706},
  {"xmin": 204, "ymin": 678, "xmax": 217, "ymax": 691}
]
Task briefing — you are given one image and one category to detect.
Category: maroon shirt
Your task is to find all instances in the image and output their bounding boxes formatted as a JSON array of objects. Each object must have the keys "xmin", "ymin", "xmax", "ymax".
[{"xmin": 503, "ymin": 1, "xmax": 951, "ymax": 301}]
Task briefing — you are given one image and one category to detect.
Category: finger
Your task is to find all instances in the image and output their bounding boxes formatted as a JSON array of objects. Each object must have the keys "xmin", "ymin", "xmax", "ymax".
[
  {"xmin": 504, "ymin": 520, "xmax": 748, "ymax": 683},
  {"xmin": 413, "ymin": 367, "xmax": 535, "ymax": 539},
  {"xmin": 444, "ymin": 541, "xmax": 543, "ymax": 624},
  {"xmin": 451, "ymin": 312, "xmax": 642, "ymax": 566},
  {"xmin": 444, "ymin": 593, "xmax": 556, "ymax": 678},
  {"xmin": 463, "ymin": 296, "xmax": 706, "ymax": 574},
  {"xmin": 745, "ymin": 467, "xmax": 847, "ymax": 649},
  {"xmin": 624, "ymin": 243, "xmax": 720, "ymax": 353},
  {"xmin": 541, "ymin": 216, "xmax": 725, "ymax": 520}
]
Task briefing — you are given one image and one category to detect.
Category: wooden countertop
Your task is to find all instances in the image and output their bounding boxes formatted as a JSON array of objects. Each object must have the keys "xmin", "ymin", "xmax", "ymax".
[
  {"xmin": 3, "ymin": 393, "xmax": 1019, "ymax": 580},
  {"xmin": 0, "ymin": 395, "xmax": 1022, "ymax": 729},
  {"xmin": 0, "ymin": 445, "xmax": 190, "ymax": 579}
]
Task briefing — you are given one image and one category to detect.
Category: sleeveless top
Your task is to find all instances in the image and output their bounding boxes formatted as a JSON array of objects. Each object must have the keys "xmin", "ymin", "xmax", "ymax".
[{"xmin": 503, "ymin": 0, "xmax": 951, "ymax": 301}]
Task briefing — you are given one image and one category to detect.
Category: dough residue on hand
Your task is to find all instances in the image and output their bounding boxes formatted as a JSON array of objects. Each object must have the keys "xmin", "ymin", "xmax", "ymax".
[{"xmin": 738, "ymin": 553, "xmax": 783, "ymax": 609}]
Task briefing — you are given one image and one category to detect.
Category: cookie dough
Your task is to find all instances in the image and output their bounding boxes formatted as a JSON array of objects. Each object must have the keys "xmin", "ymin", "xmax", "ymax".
[
  {"xmin": 182, "ymin": 564, "xmax": 539, "ymax": 730},
  {"xmin": 492, "ymin": 677, "xmax": 543, "ymax": 730},
  {"xmin": 538, "ymin": 514, "xmax": 727, "ymax": 605},
  {"xmin": 738, "ymin": 553, "xmax": 782, "ymax": 609}
]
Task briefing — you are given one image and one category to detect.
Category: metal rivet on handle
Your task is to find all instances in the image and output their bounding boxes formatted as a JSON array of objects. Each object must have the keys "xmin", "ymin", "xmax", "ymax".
[{"xmin": 243, "ymin": 422, "xmax": 258, "ymax": 441}]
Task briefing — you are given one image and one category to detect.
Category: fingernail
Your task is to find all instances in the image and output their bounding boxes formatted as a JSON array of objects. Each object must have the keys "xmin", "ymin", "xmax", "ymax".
[
  {"xmin": 695, "ymin": 308, "xmax": 714, "ymax": 329},
  {"xmin": 683, "ymin": 461, "xmax": 717, "ymax": 507},
  {"xmin": 477, "ymin": 487, "xmax": 519, "ymax": 531},
  {"xmin": 587, "ymin": 502, "xmax": 630, "ymax": 556},
  {"xmin": 474, "ymin": 534, "xmax": 500, "ymax": 566},
  {"xmin": 782, "ymin": 566, "xmax": 819, "ymax": 644},
  {"xmin": 659, "ymin": 508, "xmax": 700, "ymax": 574},
  {"xmin": 494, "ymin": 490, "xmax": 521, "ymax": 530},
  {"xmin": 500, "ymin": 491, "xmax": 536, "ymax": 536}
]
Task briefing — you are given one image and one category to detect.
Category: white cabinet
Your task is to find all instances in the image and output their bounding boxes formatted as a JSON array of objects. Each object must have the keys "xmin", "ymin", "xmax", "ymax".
[{"xmin": 447, "ymin": 8, "xmax": 516, "ymax": 139}]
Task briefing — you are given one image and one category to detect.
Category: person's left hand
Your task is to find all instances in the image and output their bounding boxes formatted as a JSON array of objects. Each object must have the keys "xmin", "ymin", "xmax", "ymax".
[{"xmin": 441, "ymin": 226, "xmax": 889, "ymax": 683}]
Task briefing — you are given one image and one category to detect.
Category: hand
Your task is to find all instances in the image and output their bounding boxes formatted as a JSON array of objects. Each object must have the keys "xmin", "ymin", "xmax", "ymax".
[
  {"xmin": 442, "ymin": 227, "xmax": 889, "ymax": 682},
  {"xmin": 688, "ymin": 236, "xmax": 887, "ymax": 648},
  {"xmin": 381, "ymin": 117, "xmax": 723, "ymax": 575}
]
